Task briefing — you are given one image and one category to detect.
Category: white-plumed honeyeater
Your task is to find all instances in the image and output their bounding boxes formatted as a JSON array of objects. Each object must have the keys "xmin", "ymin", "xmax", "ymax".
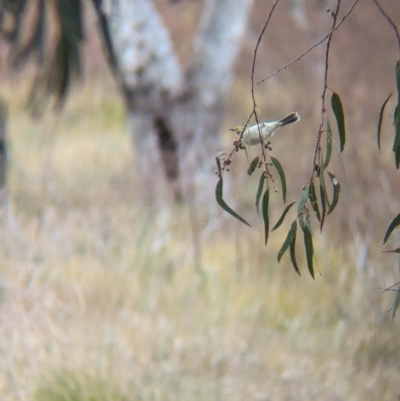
[{"xmin": 230, "ymin": 112, "xmax": 300, "ymax": 146}]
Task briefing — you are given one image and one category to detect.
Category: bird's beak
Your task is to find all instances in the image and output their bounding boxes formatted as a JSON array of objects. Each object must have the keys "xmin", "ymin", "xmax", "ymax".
[{"xmin": 229, "ymin": 128, "xmax": 235, "ymax": 132}]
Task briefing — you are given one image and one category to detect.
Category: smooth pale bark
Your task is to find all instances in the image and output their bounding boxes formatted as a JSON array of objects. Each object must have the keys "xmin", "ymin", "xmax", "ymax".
[{"xmin": 95, "ymin": 0, "xmax": 254, "ymax": 206}]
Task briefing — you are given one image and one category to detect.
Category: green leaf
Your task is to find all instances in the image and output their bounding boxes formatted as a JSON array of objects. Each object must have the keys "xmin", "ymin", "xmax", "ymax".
[
  {"xmin": 377, "ymin": 91, "xmax": 393, "ymax": 151},
  {"xmin": 383, "ymin": 213, "xmax": 400, "ymax": 245},
  {"xmin": 319, "ymin": 176, "xmax": 327, "ymax": 232},
  {"xmin": 327, "ymin": 171, "xmax": 340, "ymax": 215},
  {"xmin": 215, "ymin": 178, "xmax": 251, "ymax": 227},
  {"xmin": 303, "ymin": 225, "xmax": 314, "ymax": 279},
  {"xmin": 270, "ymin": 156, "xmax": 287, "ymax": 203},
  {"xmin": 308, "ymin": 180, "xmax": 321, "ymax": 222},
  {"xmin": 393, "ymin": 103, "xmax": 400, "ymax": 168},
  {"xmin": 305, "ymin": 210, "xmax": 313, "ymax": 237},
  {"xmin": 289, "ymin": 230, "xmax": 300, "ymax": 276},
  {"xmin": 391, "ymin": 287, "xmax": 400, "ymax": 319},
  {"xmin": 297, "ymin": 185, "xmax": 310, "ymax": 216},
  {"xmin": 331, "ymin": 92, "xmax": 346, "ymax": 153},
  {"xmin": 272, "ymin": 201, "xmax": 296, "ymax": 231},
  {"xmin": 262, "ymin": 189, "xmax": 270, "ymax": 246},
  {"xmin": 396, "ymin": 145, "xmax": 400, "ymax": 169},
  {"xmin": 396, "ymin": 60, "xmax": 400, "ymax": 102},
  {"xmin": 322, "ymin": 118, "xmax": 333, "ymax": 169},
  {"xmin": 247, "ymin": 156, "xmax": 259, "ymax": 176},
  {"xmin": 255, "ymin": 174, "xmax": 265, "ymax": 215},
  {"xmin": 277, "ymin": 219, "xmax": 297, "ymax": 262}
]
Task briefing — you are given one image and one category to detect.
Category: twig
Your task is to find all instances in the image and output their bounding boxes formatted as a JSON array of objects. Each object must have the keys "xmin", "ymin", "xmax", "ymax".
[
  {"xmin": 381, "ymin": 281, "xmax": 400, "ymax": 293},
  {"xmin": 371, "ymin": 0, "xmax": 400, "ymax": 53},
  {"xmin": 257, "ymin": 0, "xmax": 361, "ymax": 85}
]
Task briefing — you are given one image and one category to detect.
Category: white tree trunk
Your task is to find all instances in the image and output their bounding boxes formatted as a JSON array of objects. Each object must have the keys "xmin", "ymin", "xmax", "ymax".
[{"xmin": 95, "ymin": 0, "xmax": 254, "ymax": 205}]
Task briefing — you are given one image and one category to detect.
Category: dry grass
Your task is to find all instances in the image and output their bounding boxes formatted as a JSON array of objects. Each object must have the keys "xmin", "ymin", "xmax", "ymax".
[
  {"xmin": 1, "ymin": 3, "xmax": 400, "ymax": 400},
  {"xmin": 0, "ymin": 78, "xmax": 398, "ymax": 401}
]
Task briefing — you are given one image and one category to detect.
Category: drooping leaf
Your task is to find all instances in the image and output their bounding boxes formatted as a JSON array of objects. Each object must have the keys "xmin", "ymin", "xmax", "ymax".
[
  {"xmin": 298, "ymin": 214, "xmax": 307, "ymax": 233},
  {"xmin": 272, "ymin": 201, "xmax": 296, "ymax": 231},
  {"xmin": 308, "ymin": 180, "xmax": 321, "ymax": 222},
  {"xmin": 215, "ymin": 178, "xmax": 251, "ymax": 226},
  {"xmin": 377, "ymin": 91, "xmax": 393, "ymax": 151},
  {"xmin": 331, "ymin": 92, "xmax": 346, "ymax": 153},
  {"xmin": 289, "ymin": 231, "xmax": 300, "ymax": 276},
  {"xmin": 383, "ymin": 213, "xmax": 400, "ymax": 245},
  {"xmin": 305, "ymin": 210, "xmax": 313, "ymax": 237},
  {"xmin": 255, "ymin": 174, "xmax": 265, "ymax": 215},
  {"xmin": 319, "ymin": 175, "xmax": 327, "ymax": 232},
  {"xmin": 297, "ymin": 185, "xmax": 310, "ymax": 216},
  {"xmin": 391, "ymin": 287, "xmax": 400, "ymax": 319},
  {"xmin": 396, "ymin": 60, "xmax": 400, "ymax": 102},
  {"xmin": 277, "ymin": 219, "xmax": 297, "ymax": 262},
  {"xmin": 262, "ymin": 189, "xmax": 270, "ymax": 246},
  {"xmin": 247, "ymin": 156, "xmax": 259, "ymax": 176},
  {"xmin": 322, "ymin": 118, "xmax": 333, "ymax": 169},
  {"xmin": 270, "ymin": 156, "xmax": 287, "ymax": 203},
  {"xmin": 393, "ymin": 103, "xmax": 400, "ymax": 168},
  {"xmin": 396, "ymin": 145, "xmax": 400, "ymax": 169},
  {"xmin": 303, "ymin": 225, "xmax": 314, "ymax": 279},
  {"xmin": 327, "ymin": 171, "xmax": 340, "ymax": 215}
]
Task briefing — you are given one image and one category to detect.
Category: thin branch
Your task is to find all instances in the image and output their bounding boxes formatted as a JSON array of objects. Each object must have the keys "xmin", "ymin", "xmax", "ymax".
[
  {"xmin": 251, "ymin": 0, "xmax": 281, "ymax": 108},
  {"xmin": 257, "ymin": 0, "xmax": 361, "ymax": 85},
  {"xmin": 310, "ymin": 1, "xmax": 341, "ymax": 179},
  {"xmin": 371, "ymin": 0, "xmax": 400, "ymax": 53},
  {"xmin": 220, "ymin": 1, "xmax": 281, "ymax": 178},
  {"xmin": 381, "ymin": 281, "xmax": 400, "ymax": 293},
  {"xmin": 250, "ymin": 0, "xmax": 281, "ymax": 180}
]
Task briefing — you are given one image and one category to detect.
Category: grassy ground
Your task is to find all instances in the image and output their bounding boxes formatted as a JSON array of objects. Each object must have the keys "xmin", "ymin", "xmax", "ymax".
[{"xmin": 0, "ymin": 76, "xmax": 398, "ymax": 401}]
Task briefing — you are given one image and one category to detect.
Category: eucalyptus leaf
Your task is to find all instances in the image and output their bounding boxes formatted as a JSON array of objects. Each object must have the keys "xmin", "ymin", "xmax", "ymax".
[
  {"xmin": 297, "ymin": 185, "xmax": 310, "ymax": 216},
  {"xmin": 377, "ymin": 91, "xmax": 393, "ymax": 151},
  {"xmin": 308, "ymin": 180, "xmax": 321, "ymax": 222},
  {"xmin": 331, "ymin": 92, "xmax": 346, "ymax": 153},
  {"xmin": 247, "ymin": 156, "xmax": 259, "ymax": 176},
  {"xmin": 277, "ymin": 219, "xmax": 297, "ymax": 262},
  {"xmin": 262, "ymin": 189, "xmax": 270, "ymax": 246},
  {"xmin": 215, "ymin": 178, "xmax": 251, "ymax": 227},
  {"xmin": 255, "ymin": 174, "xmax": 265, "ymax": 215},
  {"xmin": 270, "ymin": 156, "xmax": 287, "ymax": 203},
  {"xmin": 272, "ymin": 201, "xmax": 296, "ymax": 231},
  {"xmin": 383, "ymin": 213, "xmax": 400, "ymax": 245},
  {"xmin": 322, "ymin": 118, "xmax": 333, "ymax": 169},
  {"xmin": 327, "ymin": 171, "xmax": 340, "ymax": 215},
  {"xmin": 290, "ymin": 231, "xmax": 300, "ymax": 276},
  {"xmin": 303, "ymin": 226, "xmax": 314, "ymax": 279},
  {"xmin": 391, "ymin": 287, "xmax": 400, "ymax": 320}
]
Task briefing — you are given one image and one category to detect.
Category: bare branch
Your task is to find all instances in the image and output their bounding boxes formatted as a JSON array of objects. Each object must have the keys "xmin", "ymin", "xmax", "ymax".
[
  {"xmin": 371, "ymin": 0, "xmax": 400, "ymax": 53},
  {"xmin": 309, "ymin": 1, "xmax": 341, "ymax": 180},
  {"xmin": 257, "ymin": 0, "xmax": 361, "ymax": 85},
  {"xmin": 250, "ymin": 0, "xmax": 281, "ymax": 180}
]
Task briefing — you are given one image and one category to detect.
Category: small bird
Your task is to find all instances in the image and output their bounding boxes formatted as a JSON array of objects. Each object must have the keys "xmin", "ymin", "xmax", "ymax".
[{"xmin": 230, "ymin": 112, "xmax": 300, "ymax": 146}]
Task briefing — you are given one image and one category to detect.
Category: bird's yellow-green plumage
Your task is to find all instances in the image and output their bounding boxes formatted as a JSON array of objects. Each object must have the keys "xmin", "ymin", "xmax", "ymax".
[{"xmin": 230, "ymin": 112, "xmax": 300, "ymax": 146}]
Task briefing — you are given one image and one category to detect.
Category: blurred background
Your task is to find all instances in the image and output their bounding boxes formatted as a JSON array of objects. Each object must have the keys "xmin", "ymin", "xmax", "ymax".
[{"xmin": 0, "ymin": 0, "xmax": 399, "ymax": 400}]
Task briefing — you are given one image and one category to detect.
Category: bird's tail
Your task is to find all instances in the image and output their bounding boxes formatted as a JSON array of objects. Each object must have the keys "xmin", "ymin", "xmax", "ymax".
[{"xmin": 279, "ymin": 112, "xmax": 300, "ymax": 126}]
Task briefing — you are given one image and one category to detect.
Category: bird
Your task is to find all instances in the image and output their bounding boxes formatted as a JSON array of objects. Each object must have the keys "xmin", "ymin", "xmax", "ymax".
[{"xmin": 229, "ymin": 112, "xmax": 300, "ymax": 146}]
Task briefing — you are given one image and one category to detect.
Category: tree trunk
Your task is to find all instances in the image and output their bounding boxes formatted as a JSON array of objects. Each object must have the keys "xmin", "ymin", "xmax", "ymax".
[{"xmin": 93, "ymin": 0, "xmax": 254, "ymax": 206}]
